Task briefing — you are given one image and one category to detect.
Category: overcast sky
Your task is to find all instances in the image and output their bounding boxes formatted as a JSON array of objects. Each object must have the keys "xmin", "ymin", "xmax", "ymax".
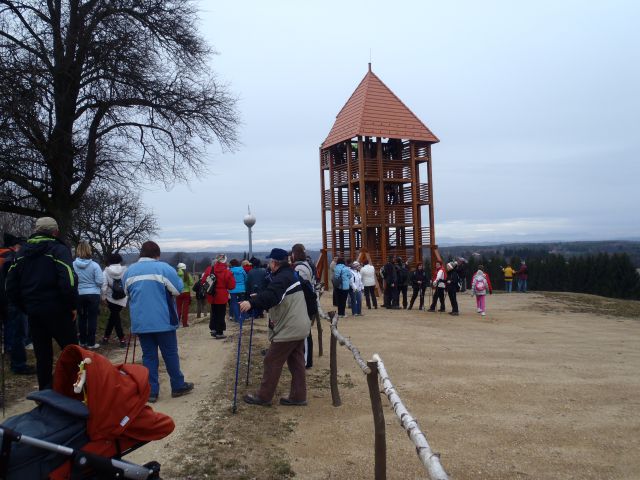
[{"xmin": 143, "ymin": 0, "xmax": 640, "ymax": 252}]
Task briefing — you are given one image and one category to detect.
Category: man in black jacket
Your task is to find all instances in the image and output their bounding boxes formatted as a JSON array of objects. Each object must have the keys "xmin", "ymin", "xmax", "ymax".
[
  {"xmin": 396, "ymin": 257, "xmax": 409, "ymax": 309},
  {"xmin": 382, "ymin": 256, "xmax": 398, "ymax": 309},
  {"xmin": 6, "ymin": 217, "xmax": 78, "ymax": 389}
]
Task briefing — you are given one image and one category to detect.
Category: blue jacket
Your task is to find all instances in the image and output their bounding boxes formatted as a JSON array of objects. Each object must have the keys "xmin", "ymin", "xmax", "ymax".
[
  {"xmin": 229, "ymin": 266, "xmax": 247, "ymax": 294},
  {"xmin": 73, "ymin": 258, "xmax": 104, "ymax": 295},
  {"xmin": 123, "ymin": 258, "xmax": 183, "ymax": 334},
  {"xmin": 334, "ymin": 264, "xmax": 352, "ymax": 290}
]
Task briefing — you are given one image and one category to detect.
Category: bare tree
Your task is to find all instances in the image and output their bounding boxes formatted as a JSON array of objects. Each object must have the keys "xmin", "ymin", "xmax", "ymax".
[
  {"xmin": 0, "ymin": 0, "xmax": 238, "ymax": 236},
  {"xmin": 0, "ymin": 212, "xmax": 34, "ymax": 241},
  {"xmin": 71, "ymin": 186, "xmax": 158, "ymax": 263}
]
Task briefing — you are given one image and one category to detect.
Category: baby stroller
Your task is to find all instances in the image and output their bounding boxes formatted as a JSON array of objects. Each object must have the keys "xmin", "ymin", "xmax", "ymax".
[{"xmin": 0, "ymin": 345, "xmax": 175, "ymax": 479}]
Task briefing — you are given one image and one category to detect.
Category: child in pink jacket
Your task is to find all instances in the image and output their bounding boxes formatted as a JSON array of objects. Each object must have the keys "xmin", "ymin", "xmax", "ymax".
[{"xmin": 471, "ymin": 266, "xmax": 491, "ymax": 316}]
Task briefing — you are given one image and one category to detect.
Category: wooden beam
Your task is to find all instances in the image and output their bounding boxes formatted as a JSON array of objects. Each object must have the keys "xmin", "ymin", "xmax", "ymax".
[
  {"xmin": 358, "ymin": 136, "xmax": 366, "ymax": 256},
  {"xmin": 378, "ymin": 138, "xmax": 387, "ymax": 263},
  {"xmin": 409, "ymin": 141, "xmax": 419, "ymax": 266},
  {"xmin": 347, "ymin": 141, "xmax": 355, "ymax": 261}
]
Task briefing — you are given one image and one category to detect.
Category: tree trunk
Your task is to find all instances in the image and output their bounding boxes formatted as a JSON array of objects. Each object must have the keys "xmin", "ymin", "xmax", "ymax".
[{"xmin": 49, "ymin": 203, "xmax": 75, "ymax": 244}]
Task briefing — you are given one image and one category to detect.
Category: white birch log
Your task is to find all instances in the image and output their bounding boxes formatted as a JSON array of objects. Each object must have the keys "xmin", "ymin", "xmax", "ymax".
[
  {"xmin": 330, "ymin": 313, "xmax": 371, "ymax": 375},
  {"xmin": 373, "ymin": 353, "xmax": 449, "ymax": 480}
]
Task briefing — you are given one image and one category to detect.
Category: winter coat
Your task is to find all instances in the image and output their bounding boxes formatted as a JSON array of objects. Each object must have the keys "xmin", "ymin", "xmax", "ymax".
[
  {"xmin": 6, "ymin": 234, "xmax": 78, "ymax": 316},
  {"xmin": 472, "ymin": 271, "xmax": 491, "ymax": 296},
  {"xmin": 247, "ymin": 264, "xmax": 311, "ymax": 343},
  {"xmin": 123, "ymin": 258, "xmax": 183, "ymax": 334},
  {"xmin": 73, "ymin": 258, "xmax": 104, "ymax": 295},
  {"xmin": 246, "ymin": 267, "xmax": 268, "ymax": 295},
  {"xmin": 0, "ymin": 247, "xmax": 18, "ymax": 316},
  {"xmin": 410, "ymin": 269, "xmax": 427, "ymax": 288},
  {"xmin": 445, "ymin": 269, "xmax": 460, "ymax": 293},
  {"xmin": 502, "ymin": 266, "xmax": 515, "ymax": 281},
  {"xmin": 293, "ymin": 260, "xmax": 314, "ymax": 284},
  {"xmin": 350, "ymin": 269, "xmax": 364, "ymax": 292},
  {"xmin": 177, "ymin": 268, "xmax": 194, "ymax": 294},
  {"xmin": 334, "ymin": 264, "xmax": 352, "ymax": 290},
  {"xmin": 517, "ymin": 264, "xmax": 529, "ymax": 280},
  {"xmin": 396, "ymin": 265, "xmax": 409, "ymax": 287},
  {"xmin": 102, "ymin": 264, "xmax": 128, "ymax": 307},
  {"xmin": 432, "ymin": 267, "xmax": 446, "ymax": 288},
  {"xmin": 229, "ymin": 266, "xmax": 247, "ymax": 294},
  {"xmin": 360, "ymin": 264, "xmax": 376, "ymax": 287},
  {"xmin": 382, "ymin": 262, "xmax": 397, "ymax": 285},
  {"xmin": 202, "ymin": 263, "xmax": 236, "ymax": 305}
]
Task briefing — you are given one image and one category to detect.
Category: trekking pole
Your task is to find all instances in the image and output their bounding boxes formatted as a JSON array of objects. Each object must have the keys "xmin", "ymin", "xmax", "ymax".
[
  {"xmin": 245, "ymin": 310, "xmax": 255, "ymax": 386},
  {"xmin": 124, "ymin": 331, "xmax": 137, "ymax": 364},
  {"xmin": 231, "ymin": 314, "xmax": 244, "ymax": 414}
]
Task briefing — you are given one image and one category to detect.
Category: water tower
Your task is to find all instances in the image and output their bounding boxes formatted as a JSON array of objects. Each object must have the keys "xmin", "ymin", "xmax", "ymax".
[{"xmin": 243, "ymin": 206, "xmax": 256, "ymax": 259}]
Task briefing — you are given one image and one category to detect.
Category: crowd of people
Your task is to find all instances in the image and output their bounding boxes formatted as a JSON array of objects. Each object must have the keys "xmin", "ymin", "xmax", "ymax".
[
  {"xmin": 1, "ymin": 218, "xmax": 318, "ymax": 409},
  {"xmin": 1, "ymin": 215, "xmax": 531, "ymax": 410},
  {"xmin": 329, "ymin": 255, "xmax": 530, "ymax": 319}
]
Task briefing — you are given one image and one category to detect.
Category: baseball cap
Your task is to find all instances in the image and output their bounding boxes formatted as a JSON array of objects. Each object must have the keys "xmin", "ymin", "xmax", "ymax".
[
  {"xmin": 266, "ymin": 248, "xmax": 288, "ymax": 261},
  {"xmin": 34, "ymin": 217, "xmax": 58, "ymax": 234}
]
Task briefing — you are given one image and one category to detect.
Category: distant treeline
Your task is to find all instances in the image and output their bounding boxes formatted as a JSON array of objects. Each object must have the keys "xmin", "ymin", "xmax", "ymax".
[
  {"xmin": 440, "ymin": 240, "xmax": 640, "ymax": 267},
  {"xmin": 436, "ymin": 248, "xmax": 640, "ymax": 300}
]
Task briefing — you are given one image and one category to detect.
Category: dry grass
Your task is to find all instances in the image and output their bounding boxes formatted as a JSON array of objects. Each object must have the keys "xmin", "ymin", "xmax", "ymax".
[
  {"xmin": 540, "ymin": 292, "xmax": 640, "ymax": 319},
  {"xmin": 162, "ymin": 326, "xmax": 358, "ymax": 479},
  {"xmin": 162, "ymin": 328, "xmax": 296, "ymax": 479}
]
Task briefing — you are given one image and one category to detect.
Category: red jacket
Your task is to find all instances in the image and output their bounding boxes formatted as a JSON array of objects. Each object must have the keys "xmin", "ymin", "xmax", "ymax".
[{"xmin": 202, "ymin": 263, "xmax": 235, "ymax": 305}]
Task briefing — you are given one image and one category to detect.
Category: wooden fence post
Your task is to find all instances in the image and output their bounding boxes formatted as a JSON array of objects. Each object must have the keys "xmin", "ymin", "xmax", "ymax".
[
  {"xmin": 330, "ymin": 327, "xmax": 341, "ymax": 407},
  {"xmin": 367, "ymin": 360, "xmax": 386, "ymax": 480}
]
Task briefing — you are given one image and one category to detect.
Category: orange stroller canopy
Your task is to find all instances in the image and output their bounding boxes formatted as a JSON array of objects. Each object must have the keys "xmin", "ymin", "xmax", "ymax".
[{"xmin": 49, "ymin": 345, "xmax": 175, "ymax": 479}]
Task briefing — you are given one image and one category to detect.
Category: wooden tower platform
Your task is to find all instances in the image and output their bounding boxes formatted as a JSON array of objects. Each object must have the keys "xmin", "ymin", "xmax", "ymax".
[{"xmin": 319, "ymin": 64, "xmax": 440, "ymax": 281}]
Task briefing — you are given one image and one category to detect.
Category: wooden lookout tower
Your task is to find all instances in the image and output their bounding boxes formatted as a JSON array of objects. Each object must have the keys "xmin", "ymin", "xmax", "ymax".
[{"xmin": 319, "ymin": 64, "xmax": 440, "ymax": 282}]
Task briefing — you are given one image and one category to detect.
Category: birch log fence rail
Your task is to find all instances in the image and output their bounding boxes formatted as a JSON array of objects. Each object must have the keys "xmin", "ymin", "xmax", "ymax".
[{"xmin": 325, "ymin": 311, "xmax": 449, "ymax": 480}]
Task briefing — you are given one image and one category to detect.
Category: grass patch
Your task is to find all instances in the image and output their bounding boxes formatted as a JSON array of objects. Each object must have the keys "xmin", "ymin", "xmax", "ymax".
[
  {"xmin": 540, "ymin": 292, "xmax": 640, "ymax": 319},
  {"xmin": 162, "ymin": 330, "xmax": 299, "ymax": 479}
]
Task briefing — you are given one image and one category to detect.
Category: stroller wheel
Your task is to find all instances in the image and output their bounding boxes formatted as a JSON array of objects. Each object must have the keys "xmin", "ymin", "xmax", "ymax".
[{"xmin": 143, "ymin": 461, "xmax": 162, "ymax": 479}]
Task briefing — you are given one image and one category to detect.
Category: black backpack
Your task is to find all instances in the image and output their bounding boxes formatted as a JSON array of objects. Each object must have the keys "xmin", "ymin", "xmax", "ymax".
[
  {"xmin": 203, "ymin": 270, "xmax": 217, "ymax": 295},
  {"xmin": 294, "ymin": 263, "xmax": 318, "ymax": 318},
  {"xmin": 397, "ymin": 266, "xmax": 409, "ymax": 287},
  {"xmin": 111, "ymin": 278, "xmax": 126, "ymax": 300},
  {"xmin": 192, "ymin": 279, "xmax": 206, "ymax": 299}
]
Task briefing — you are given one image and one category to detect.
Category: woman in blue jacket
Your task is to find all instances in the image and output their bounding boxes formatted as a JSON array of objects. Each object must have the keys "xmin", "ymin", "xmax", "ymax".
[
  {"xmin": 333, "ymin": 258, "xmax": 352, "ymax": 318},
  {"xmin": 229, "ymin": 259, "xmax": 247, "ymax": 321},
  {"xmin": 72, "ymin": 241, "xmax": 103, "ymax": 348}
]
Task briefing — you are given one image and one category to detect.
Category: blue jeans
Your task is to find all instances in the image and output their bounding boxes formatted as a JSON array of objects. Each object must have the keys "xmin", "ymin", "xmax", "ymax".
[
  {"xmin": 229, "ymin": 292, "xmax": 244, "ymax": 321},
  {"xmin": 349, "ymin": 289, "xmax": 362, "ymax": 315},
  {"xmin": 138, "ymin": 330, "xmax": 186, "ymax": 396},
  {"xmin": 518, "ymin": 279, "xmax": 527, "ymax": 292},
  {"xmin": 505, "ymin": 280, "xmax": 512, "ymax": 293},
  {"xmin": 6, "ymin": 304, "xmax": 28, "ymax": 372}
]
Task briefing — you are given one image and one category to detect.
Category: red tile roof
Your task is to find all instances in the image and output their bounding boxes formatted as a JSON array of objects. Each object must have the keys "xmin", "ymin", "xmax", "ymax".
[{"xmin": 322, "ymin": 66, "xmax": 439, "ymax": 148}]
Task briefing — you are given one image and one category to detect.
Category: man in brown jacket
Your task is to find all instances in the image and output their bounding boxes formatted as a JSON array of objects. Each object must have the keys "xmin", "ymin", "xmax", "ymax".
[{"xmin": 240, "ymin": 248, "xmax": 311, "ymax": 406}]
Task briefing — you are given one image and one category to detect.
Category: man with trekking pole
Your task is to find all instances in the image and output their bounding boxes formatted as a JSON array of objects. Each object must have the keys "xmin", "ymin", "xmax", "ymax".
[{"xmin": 239, "ymin": 248, "xmax": 310, "ymax": 407}]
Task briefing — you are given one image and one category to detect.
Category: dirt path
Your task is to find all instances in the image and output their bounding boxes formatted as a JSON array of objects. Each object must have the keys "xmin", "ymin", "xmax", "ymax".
[
  {"xmin": 125, "ymin": 314, "xmax": 232, "ymax": 465},
  {"xmin": 3, "ymin": 292, "xmax": 639, "ymax": 479},
  {"xmin": 278, "ymin": 292, "xmax": 640, "ymax": 480},
  {"xmin": 2, "ymin": 312, "xmax": 233, "ymax": 470}
]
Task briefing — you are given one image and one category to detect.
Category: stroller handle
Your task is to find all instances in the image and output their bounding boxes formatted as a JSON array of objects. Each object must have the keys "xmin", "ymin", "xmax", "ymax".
[{"xmin": 0, "ymin": 427, "xmax": 155, "ymax": 480}]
